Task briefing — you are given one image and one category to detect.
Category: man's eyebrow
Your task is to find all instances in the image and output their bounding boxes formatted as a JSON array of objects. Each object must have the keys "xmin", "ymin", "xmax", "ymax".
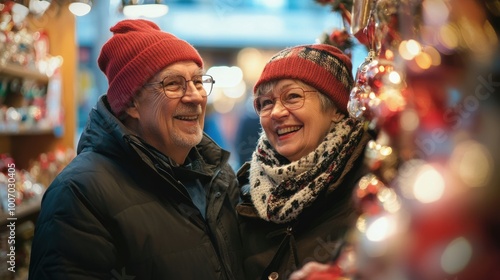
[
  {"xmin": 159, "ymin": 70, "xmax": 180, "ymax": 76},
  {"xmin": 160, "ymin": 68, "xmax": 204, "ymax": 77},
  {"xmin": 194, "ymin": 69, "xmax": 205, "ymax": 76}
]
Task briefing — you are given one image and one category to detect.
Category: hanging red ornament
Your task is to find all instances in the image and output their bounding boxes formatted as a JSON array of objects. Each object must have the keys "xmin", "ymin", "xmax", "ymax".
[
  {"xmin": 314, "ymin": 0, "xmax": 354, "ymax": 56},
  {"xmin": 351, "ymin": 0, "xmax": 378, "ymax": 50},
  {"xmin": 365, "ymin": 59, "xmax": 406, "ymax": 134},
  {"xmin": 375, "ymin": 0, "xmax": 402, "ymax": 59},
  {"xmin": 364, "ymin": 59, "xmax": 393, "ymax": 92},
  {"xmin": 319, "ymin": 28, "xmax": 354, "ymax": 56},
  {"xmin": 348, "ymin": 51, "xmax": 377, "ymax": 120},
  {"xmin": 349, "ymin": 58, "xmax": 406, "ymax": 130},
  {"xmin": 348, "ymin": 85, "xmax": 368, "ymax": 119},
  {"xmin": 353, "ymin": 173, "xmax": 389, "ymax": 216},
  {"xmin": 304, "ymin": 264, "xmax": 343, "ymax": 280},
  {"xmin": 329, "ymin": 29, "xmax": 351, "ymax": 47}
]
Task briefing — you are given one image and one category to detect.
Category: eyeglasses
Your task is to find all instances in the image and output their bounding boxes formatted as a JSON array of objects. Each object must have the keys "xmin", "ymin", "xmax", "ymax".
[
  {"xmin": 254, "ymin": 88, "xmax": 316, "ymax": 117},
  {"xmin": 145, "ymin": 75, "xmax": 215, "ymax": 98}
]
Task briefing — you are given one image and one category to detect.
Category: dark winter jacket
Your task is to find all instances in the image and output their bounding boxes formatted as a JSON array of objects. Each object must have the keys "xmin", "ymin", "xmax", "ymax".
[
  {"xmin": 236, "ymin": 132, "xmax": 371, "ymax": 280},
  {"xmin": 29, "ymin": 95, "xmax": 244, "ymax": 280}
]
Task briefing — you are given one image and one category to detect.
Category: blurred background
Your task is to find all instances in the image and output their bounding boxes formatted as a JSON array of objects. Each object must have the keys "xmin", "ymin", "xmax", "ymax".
[
  {"xmin": 1, "ymin": 1, "xmax": 499, "ymax": 279},
  {"xmin": 75, "ymin": 0, "xmax": 368, "ymax": 168}
]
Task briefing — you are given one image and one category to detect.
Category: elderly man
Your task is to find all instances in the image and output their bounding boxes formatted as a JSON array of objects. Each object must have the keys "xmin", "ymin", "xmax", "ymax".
[{"xmin": 29, "ymin": 19, "xmax": 243, "ymax": 280}]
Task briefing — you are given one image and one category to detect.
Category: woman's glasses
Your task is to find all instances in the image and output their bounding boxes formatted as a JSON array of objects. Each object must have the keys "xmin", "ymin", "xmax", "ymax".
[{"xmin": 254, "ymin": 88, "xmax": 316, "ymax": 117}]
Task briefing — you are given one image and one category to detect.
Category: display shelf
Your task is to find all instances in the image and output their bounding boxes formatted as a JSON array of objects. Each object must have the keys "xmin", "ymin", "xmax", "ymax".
[
  {"xmin": 0, "ymin": 196, "xmax": 42, "ymax": 227},
  {"xmin": 0, "ymin": 126, "xmax": 54, "ymax": 136},
  {"xmin": 0, "ymin": 63, "xmax": 49, "ymax": 83},
  {"xmin": 0, "ymin": 3, "xmax": 76, "ymax": 279}
]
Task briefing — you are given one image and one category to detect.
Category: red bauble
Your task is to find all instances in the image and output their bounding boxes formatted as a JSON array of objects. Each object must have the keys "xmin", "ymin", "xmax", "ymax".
[
  {"xmin": 305, "ymin": 264, "xmax": 343, "ymax": 280},
  {"xmin": 364, "ymin": 59, "xmax": 394, "ymax": 92},
  {"xmin": 329, "ymin": 29, "xmax": 351, "ymax": 47},
  {"xmin": 353, "ymin": 173, "xmax": 388, "ymax": 215}
]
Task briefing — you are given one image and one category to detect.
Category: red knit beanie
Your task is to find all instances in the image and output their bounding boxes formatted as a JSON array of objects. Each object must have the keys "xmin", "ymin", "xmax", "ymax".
[
  {"xmin": 254, "ymin": 44, "xmax": 353, "ymax": 114},
  {"xmin": 98, "ymin": 19, "xmax": 203, "ymax": 116}
]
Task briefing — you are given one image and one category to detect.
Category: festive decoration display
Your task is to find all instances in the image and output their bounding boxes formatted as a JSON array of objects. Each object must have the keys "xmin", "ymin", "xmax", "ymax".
[
  {"xmin": 0, "ymin": 1, "xmax": 58, "ymax": 73},
  {"xmin": 0, "ymin": 148, "xmax": 75, "ymax": 214},
  {"xmin": 1, "ymin": 1, "xmax": 64, "ymax": 133},
  {"xmin": 315, "ymin": 0, "xmax": 355, "ymax": 56},
  {"xmin": 310, "ymin": 0, "xmax": 500, "ymax": 279}
]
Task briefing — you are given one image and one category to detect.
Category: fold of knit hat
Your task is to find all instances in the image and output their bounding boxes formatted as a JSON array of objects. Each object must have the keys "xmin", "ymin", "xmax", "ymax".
[
  {"xmin": 254, "ymin": 44, "xmax": 353, "ymax": 114},
  {"xmin": 98, "ymin": 19, "xmax": 203, "ymax": 116}
]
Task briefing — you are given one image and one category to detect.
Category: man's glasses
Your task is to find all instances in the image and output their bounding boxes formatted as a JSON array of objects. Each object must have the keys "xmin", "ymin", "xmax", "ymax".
[
  {"xmin": 253, "ymin": 88, "xmax": 316, "ymax": 117},
  {"xmin": 145, "ymin": 75, "xmax": 215, "ymax": 98}
]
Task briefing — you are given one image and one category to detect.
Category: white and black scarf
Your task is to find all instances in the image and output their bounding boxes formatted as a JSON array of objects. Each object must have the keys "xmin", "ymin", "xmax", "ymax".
[{"xmin": 249, "ymin": 117, "xmax": 364, "ymax": 224}]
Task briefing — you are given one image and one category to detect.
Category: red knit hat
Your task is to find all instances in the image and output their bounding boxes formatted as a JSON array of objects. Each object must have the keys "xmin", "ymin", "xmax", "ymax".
[
  {"xmin": 98, "ymin": 19, "xmax": 203, "ymax": 116},
  {"xmin": 254, "ymin": 44, "xmax": 353, "ymax": 114}
]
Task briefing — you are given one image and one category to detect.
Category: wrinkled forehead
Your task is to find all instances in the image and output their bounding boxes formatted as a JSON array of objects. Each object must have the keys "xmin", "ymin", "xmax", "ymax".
[{"xmin": 151, "ymin": 62, "xmax": 204, "ymax": 81}]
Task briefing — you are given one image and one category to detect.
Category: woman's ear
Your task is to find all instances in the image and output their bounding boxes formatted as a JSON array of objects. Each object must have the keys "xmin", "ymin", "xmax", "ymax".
[{"xmin": 331, "ymin": 109, "xmax": 345, "ymax": 123}]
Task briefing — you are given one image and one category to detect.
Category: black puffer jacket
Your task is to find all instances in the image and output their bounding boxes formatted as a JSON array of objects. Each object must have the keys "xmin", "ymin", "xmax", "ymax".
[{"xmin": 29, "ymin": 96, "xmax": 244, "ymax": 280}]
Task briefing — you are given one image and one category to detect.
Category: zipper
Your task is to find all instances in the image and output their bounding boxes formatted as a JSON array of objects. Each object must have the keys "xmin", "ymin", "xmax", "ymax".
[
  {"xmin": 208, "ymin": 167, "xmax": 237, "ymax": 280},
  {"xmin": 126, "ymin": 135, "xmax": 233, "ymax": 278},
  {"xmin": 124, "ymin": 135, "xmax": 192, "ymax": 202}
]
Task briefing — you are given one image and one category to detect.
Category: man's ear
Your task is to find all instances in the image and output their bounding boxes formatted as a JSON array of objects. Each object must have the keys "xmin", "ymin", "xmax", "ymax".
[{"xmin": 124, "ymin": 100, "xmax": 140, "ymax": 119}]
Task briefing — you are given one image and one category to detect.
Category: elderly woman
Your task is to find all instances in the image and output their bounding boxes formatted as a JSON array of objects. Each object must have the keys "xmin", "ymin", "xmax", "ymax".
[{"xmin": 237, "ymin": 44, "xmax": 372, "ymax": 280}]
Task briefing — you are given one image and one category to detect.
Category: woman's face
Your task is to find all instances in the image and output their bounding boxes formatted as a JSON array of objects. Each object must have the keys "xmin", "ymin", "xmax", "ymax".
[{"xmin": 257, "ymin": 79, "xmax": 342, "ymax": 162}]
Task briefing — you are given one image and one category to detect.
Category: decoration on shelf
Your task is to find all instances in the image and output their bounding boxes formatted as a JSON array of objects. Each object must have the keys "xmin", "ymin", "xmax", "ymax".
[
  {"xmin": 1, "ymin": 1, "xmax": 31, "ymax": 66},
  {"xmin": 0, "ymin": 147, "xmax": 75, "ymax": 214},
  {"xmin": 0, "ymin": 1, "xmax": 64, "ymax": 135},
  {"xmin": 1, "ymin": 1, "xmax": 62, "ymax": 77},
  {"xmin": 307, "ymin": 0, "xmax": 500, "ymax": 279}
]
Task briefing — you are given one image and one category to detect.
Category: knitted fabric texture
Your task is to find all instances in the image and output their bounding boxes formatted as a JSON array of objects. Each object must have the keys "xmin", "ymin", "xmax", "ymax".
[
  {"xmin": 98, "ymin": 19, "xmax": 203, "ymax": 116},
  {"xmin": 254, "ymin": 44, "xmax": 353, "ymax": 114},
  {"xmin": 249, "ymin": 118, "xmax": 364, "ymax": 224}
]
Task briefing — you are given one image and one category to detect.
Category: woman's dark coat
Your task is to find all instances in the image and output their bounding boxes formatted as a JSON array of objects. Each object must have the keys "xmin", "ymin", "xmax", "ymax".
[{"xmin": 237, "ymin": 133, "xmax": 371, "ymax": 280}]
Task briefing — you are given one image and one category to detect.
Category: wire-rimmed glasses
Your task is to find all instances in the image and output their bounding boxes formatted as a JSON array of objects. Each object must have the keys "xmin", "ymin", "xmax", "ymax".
[
  {"xmin": 145, "ymin": 75, "xmax": 215, "ymax": 98},
  {"xmin": 253, "ymin": 87, "xmax": 316, "ymax": 117}
]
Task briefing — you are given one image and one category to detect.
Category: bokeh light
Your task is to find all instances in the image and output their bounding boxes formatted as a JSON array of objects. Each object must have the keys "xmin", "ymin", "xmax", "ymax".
[
  {"xmin": 449, "ymin": 140, "xmax": 493, "ymax": 188},
  {"xmin": 440, "ymin": 237, "xmax": 473, "ymax": 274},
  {"xmin": 413, "ymin": 164, "xmax": 445, "ymax": 203}
]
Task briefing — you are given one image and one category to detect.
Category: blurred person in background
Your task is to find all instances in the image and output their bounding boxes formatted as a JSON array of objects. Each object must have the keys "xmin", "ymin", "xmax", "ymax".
[
  {"xmin": 236, "ymin": 44, "xmax": 371, "ymax": 280},
  {"xmin": 29, "ymin": 19, "xmax": 243, "ymax": 280}
]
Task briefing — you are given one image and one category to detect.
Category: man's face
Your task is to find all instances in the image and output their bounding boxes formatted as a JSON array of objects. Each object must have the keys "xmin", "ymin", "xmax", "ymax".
[{"xmin": 129, "ymin": 61, "xmax": 207, "ymax": 163}]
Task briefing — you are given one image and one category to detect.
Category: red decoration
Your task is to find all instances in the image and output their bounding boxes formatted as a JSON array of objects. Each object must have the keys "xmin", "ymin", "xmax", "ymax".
[
  {"xmin": 304, "ymin": 264, "xmax": 343, "ymax": 280},
  {"xmin": 315, "ymin": 0, "xmax": 354, "ymax": 55},
  {"xmin": 353, "ymin": 174, "xmax": 387, "ymax": 215},
  {"xmin": 319, "ymin": 29, "xmax": 354, "ymax": 56}
]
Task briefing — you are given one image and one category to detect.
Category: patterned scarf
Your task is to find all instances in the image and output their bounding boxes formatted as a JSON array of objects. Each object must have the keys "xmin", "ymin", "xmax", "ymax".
[{"xmin": 249, "ymin": 117, "xmax": 364, "ymax": 224}]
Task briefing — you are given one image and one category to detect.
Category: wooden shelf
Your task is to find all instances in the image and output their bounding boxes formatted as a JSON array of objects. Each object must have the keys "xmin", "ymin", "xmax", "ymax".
[
  {"xmin": 0, "ymin": 196, "xmax": 42, "ymax": 227},
  {"xmin": 0, "ymin": 63, "xmax": 49, "ymax": 83},
  {"xmin": 0, "ymin": 126, "xmax": 55, "ymax": 136}
]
